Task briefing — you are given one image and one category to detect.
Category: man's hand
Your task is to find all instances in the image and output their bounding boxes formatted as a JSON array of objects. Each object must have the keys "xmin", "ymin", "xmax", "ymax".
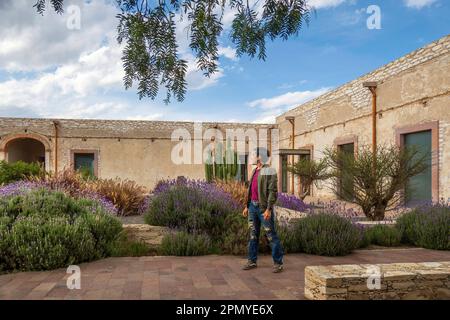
[
  {"xmin": 242, "ymin": 207, "xmax": 248, "ymax": 217},
  {"xmin": 263, "ymin": 209, "xmax": 271, "ymax": 221}
]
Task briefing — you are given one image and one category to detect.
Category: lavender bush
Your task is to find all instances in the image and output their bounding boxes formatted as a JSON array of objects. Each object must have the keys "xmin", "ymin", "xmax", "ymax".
[
  {"xmin": 146, "ymin": 177, "xmax": 245, "ymax": 252},
  {"xmin": 0, "ymin": 180, "xmax": 118, "ymax": 215},
  {"xmin": 145, "ymin": 180, "xmax": 240, "ymax": 230},
  {"xmin": 276, "ymin": 193, "xmax": 309, "ymax": 212},
  {"xmin": 292, "ymin": 213, "xmax": 361, "ymax": 256},
  {"xmin": 396, "ymin": 203, "xmax": 450, "ymax": 250},
  {"xmin": 309, "ymin": 200, "xmax": 364, "ymax": 220},
  {"xmin": 0, "ymin": 189, "xmax": 122, "ymax": 272}
]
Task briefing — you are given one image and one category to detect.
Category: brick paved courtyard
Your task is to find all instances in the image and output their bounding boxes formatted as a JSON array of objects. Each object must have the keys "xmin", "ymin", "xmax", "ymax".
[{"xmin": 0, "ymin": 248, "xmax": 449, "ymax": 300}]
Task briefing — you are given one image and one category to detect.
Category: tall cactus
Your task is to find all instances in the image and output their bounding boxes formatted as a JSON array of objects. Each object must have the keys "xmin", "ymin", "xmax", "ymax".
[
  {"xmin": 205, "ymin": 149, "xmax": 213, "ymax": 182},
  {"xmin": 205, "ymin": 140, "xmax": 239, "ymax": 181}
]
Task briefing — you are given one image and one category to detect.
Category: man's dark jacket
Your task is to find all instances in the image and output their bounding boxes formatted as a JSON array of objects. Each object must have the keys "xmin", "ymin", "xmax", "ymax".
[{"xmin": 246, "ymin": 165, "xmax": 278, "ymax": 211}]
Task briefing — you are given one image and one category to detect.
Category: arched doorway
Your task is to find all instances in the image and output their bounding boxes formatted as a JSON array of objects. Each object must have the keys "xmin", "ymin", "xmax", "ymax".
[
  {"xmin": 0, "ymin": 133, "xmax": 51, "ymax": 171},
  {"xmin": 6, "ymin": 138, "xmax": 46, "ymax": 166}
]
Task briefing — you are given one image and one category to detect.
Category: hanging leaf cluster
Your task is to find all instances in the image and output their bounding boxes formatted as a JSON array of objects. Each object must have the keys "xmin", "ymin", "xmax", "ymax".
[{"xmin": 34, "ymin": 0, "xmax": 310, "ymax": 102}]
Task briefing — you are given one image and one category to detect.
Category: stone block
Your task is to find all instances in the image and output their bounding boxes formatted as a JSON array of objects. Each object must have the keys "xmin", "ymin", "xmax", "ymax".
[
  {"xmin": 304, "ymin": 261, "xmax": 450, "ymax": 300},
  {"xmin": 123, "ymin": 224, "xmax": 170, "ymax": 248}
]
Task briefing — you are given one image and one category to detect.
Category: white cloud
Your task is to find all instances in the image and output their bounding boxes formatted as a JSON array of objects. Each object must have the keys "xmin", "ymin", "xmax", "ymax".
[
  {"xmin": 0, "ymin": 0, "xmax": 118, "ymax": 72},
  {"xmin": 218, "ymin": 46, "xmax": 238, "ymax": 61},
  {"xmin": 126, "ymin": 113, "xmax": 164, "ymax": 121},
  {"xmin": 404, "ymin": 0, "xmax": 437, "ymax": 9},
  {"xmin": 248, "ymin": 88, "xmax": 331, "ymax": 123},
  {"xmin": 0, "ymin": 0, "xmax": 230, "ymax": 120},
  {"xmin": 183, "ymin": 53, "xmax": 225, "ymax": 91},
  {"xmin": 307, "ymin": 0, "xmax": 348, "ymax": 9},
  {"xmin": 248, "ymin": 88, "xmax": 330, "ymax": 109}
]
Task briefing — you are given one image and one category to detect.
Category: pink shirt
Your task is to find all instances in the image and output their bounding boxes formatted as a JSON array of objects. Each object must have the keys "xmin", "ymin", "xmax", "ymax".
[{"xmin": 250, "ymin": 168, "xmax": 260, "ymax": 201}]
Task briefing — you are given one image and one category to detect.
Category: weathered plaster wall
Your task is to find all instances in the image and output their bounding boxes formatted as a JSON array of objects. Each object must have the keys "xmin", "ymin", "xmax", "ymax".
[
  {"xmin": 0, "ymin": 118, "xmax": 273, "ymax": 189},
  {"xmin": 276, "ymin": 35, "xmax": 450, "ymax": 201}
]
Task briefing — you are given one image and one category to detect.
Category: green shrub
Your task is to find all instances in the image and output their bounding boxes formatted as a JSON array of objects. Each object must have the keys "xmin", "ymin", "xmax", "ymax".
[
  {"xmin": 293, "ymin": 213, "xmax": 361, "ymax": 256},
  {"xmin": 221, "ymin": 213, "xmax": 248, "ymax": 255},
  {"xmin": 110, "ymin": 232, "xmax": 150, "ymax": 257},
  {"xmin": 0, "ymin": 189, "xmax": 122, "ymax": 272},
  {"xmin": 396, "ymin": 205, "xmax": 450, "ymax": 250},
  {"xmin": 77, "ymin": 165, "xmax": 97, "ymax": 181},
  {"xmin": 159, "ymin": 232, "xmax": 211, "ymax": 256},
  {"xmin": 145, "ymin": 184, "xmax": 240, "ymax": 244},
  {"xmin": 364, "ymin": 225, "xmax": 402, "ymax": 247},
  {"xmin": 277, "ymin": 222, "xmax": 299, "ymax": 253},
  {"xmin": 0, "ymin": 160, "xmax": 43, "ymax": 185}
]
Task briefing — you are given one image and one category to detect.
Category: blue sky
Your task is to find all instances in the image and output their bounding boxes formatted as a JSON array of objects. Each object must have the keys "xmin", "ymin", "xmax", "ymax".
[{"xmin": 0, "ymin": 0, "xmax": 449, "ymax": 123}]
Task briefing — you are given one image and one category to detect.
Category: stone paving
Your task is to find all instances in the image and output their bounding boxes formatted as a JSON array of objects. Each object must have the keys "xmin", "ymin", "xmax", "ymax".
[{"xmin": 0, "ymin": 248, "xmax": 449, "ymax": 300}]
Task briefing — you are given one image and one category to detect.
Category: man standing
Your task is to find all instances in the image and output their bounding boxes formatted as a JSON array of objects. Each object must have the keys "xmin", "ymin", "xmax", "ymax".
[{"xmin": 242, "ymin": 147, "xmax": 284, "ymax": 273}]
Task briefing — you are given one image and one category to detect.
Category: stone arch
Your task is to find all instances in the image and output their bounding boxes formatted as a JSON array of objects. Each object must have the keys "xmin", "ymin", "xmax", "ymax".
[
  {"xmin": 0, "ymin": 132, "xmax": 51, "ymax": 152},
  {"xmin": 0, "ymin": 133, "xmax": 52, "ymax": 171}
]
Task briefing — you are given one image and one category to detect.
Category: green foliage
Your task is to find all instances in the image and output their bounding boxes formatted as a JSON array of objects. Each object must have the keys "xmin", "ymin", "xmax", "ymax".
[
  {"xmin": 292, "ymin": 213, "xmax": 361, "ymax": 256},
  {"xmin": 287, "ymin": 157, "xmax": 330, "ymax": 200},
  {"xmin": 34, "ymin": 0, "xmax": 64, "ymax": 14},
  {"xmin": 77, "ymin": 165, "xmax": 96, "ymax": 181},
  {"xmin": 145, "ymin": 184, "xmax": 237, "ymax": 238},
  {"xmin": 0, "ymin": 160, "xmax": 43, "ymax": 185},
  {"xmin": 35, "ymin": 0, "xmax": 310, "ymax": 102},
  {"xmin": 110, "ymin": 232, "xmax": 150, "ymax": 257},
  {"xmin": 396, "ymin": 205, "xmax": 450, "ymax": 250},
  {"xmin": 205, "ymin": 142, "xmax": 239, "ymax": 182},
  {"xmin": 220, "ymin": 212, "xmax": 248, "ymax": 255},
  {"xmin": 363, "ymin": 225, "xmax": 402, "ymax": 247},
  {"xmin": 325, "ymin": 145, "xmax": 428, "ymax": 221},
  {"xmin": 277, "ymin": 223, "xmax": 298, "ymax": 253},
  {"xmin": 0, "ymin": 189, "xmax": 122, "ymax": 272},
  {"xmin": 159, "ymin": 232, "xmax": 211, "ymax": 256}
]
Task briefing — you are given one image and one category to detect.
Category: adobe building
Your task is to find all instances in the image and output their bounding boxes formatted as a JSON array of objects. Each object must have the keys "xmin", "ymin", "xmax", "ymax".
[
  {"xmin": 0, "ymin": 34, "xmax": 449, "ymax": 204},
  {"xmin": 276, "ymin": 34, "xmax": 450, "ymax": 204},
  {"xmin": 0, "ymin": 119, "xmax": 273, "ymax": 189}
]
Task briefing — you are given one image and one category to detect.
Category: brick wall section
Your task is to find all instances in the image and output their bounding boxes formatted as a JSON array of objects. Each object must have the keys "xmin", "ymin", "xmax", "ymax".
[{"xmin": 276, "ymin": 34, "xmax": 450, "ymax": 125}]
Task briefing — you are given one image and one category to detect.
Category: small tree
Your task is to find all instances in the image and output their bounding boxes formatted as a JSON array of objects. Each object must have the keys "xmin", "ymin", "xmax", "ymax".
[
  {"xmin": 287, "ymin": 157, "xmax": 330, "ymax": 200},
  {"xmin": 325, "ymin": 145, "xmax": 429, "ymax": 221}
]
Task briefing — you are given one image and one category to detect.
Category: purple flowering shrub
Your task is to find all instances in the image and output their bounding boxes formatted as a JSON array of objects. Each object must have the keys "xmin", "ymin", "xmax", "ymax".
[
  {"xmin": 0, "ymin": 180, "xmax": 118, "ymax": 215},
  {"xmin": 308, "ymin": 200, "xmax": 364, "ymax": 220},
  {"xmin": 396, "ymin": 203, "xmax": 450, "ymax": 250},
  {"xmin": 276, "ymin": 193, "xmax": 309, "ymax": 212},
  {"xmin": 0, "ymin": 188, "xmax": 122, "ymax": 272},
  {"xmin": 291, "ymin": 213, "xmax": 362, "ymax": 256},
  {"xmin": 146, "ymin": 178, "xmax": 245, "ymax": 253}
]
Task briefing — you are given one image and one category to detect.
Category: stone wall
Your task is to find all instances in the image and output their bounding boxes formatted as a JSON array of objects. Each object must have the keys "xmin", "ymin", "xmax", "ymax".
[
  {"xmin": 276, "ymin": 34, "xmax": 450, "ymax": 201},
  {"xmin": 305, "ymin": 261, "xmax": 450, "ymax": 300}
]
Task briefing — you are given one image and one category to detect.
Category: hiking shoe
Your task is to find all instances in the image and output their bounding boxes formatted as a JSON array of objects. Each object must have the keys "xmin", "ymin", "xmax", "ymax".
[
  {"xmin": 242, "ymin": 261, "xmax": 257, "ymax": 270},
  {"xmin": 272, "ymin": 264, "xmax": 284, "ymax": 273}
]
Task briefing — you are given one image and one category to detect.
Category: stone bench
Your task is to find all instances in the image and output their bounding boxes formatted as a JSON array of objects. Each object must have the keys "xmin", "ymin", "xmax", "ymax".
[{"xmin": 305, "ymin": 261, "xmax": 450, "ymax": 300}]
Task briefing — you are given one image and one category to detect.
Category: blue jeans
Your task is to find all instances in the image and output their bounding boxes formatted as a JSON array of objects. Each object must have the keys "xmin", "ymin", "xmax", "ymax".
[{"xmin": 247, "ymin": 202, "xmax": 284, "ymax": 265}]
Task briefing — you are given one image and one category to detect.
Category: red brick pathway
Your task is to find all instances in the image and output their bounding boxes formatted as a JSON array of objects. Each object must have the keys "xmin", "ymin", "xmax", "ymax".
[{"xmin": 0, "ymin": 248, "xmax": 449, "ymax": 300}]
